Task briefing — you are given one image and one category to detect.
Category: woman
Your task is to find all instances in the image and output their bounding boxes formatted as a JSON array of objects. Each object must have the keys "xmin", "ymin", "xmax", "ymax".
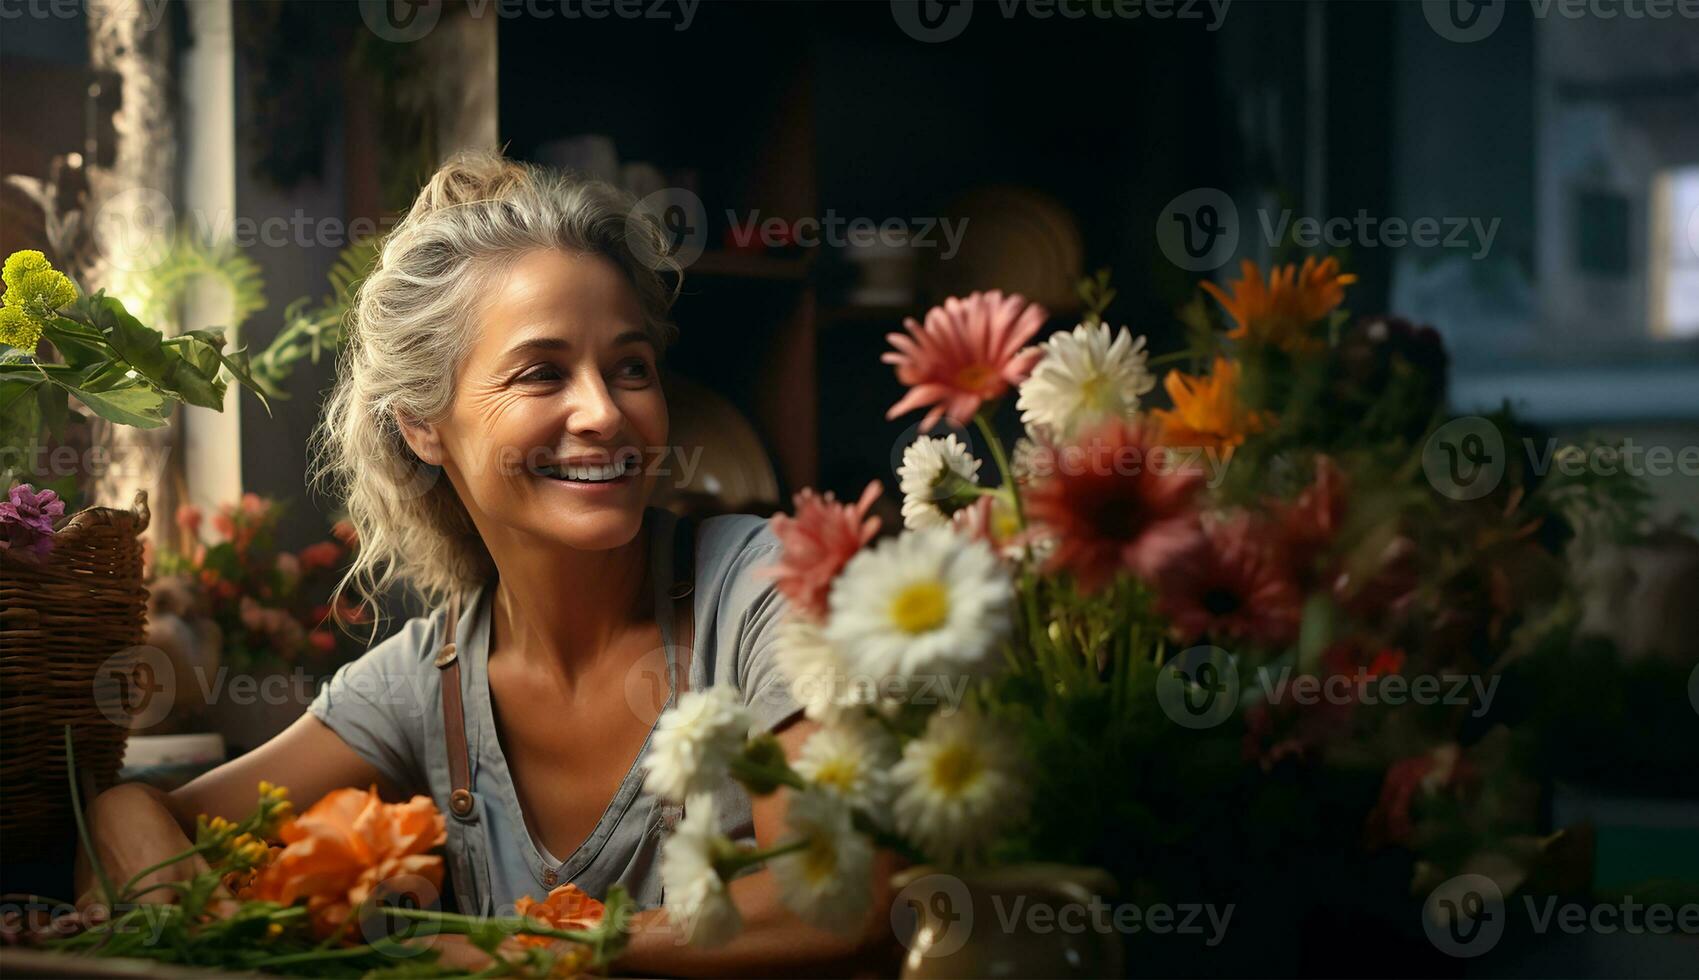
[{"xmin": 80, "ymin": 152, "xmax": 888, "ymax": 974}]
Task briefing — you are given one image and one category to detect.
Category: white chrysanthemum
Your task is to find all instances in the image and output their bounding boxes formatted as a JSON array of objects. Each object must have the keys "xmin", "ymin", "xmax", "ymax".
[
  {"xmin": 769, "ymin": 788, "xmax": 875, "ymax": 934},
  {"xmin": 1016, "ymin": 323, "xmax": 1154, "ymax": 441},
  {"xmin": 824, "ymin": 527, "xmax": 1012, "ymax": 683},
  {"xmin": 659, "ymin": 796, "xmax": 742, "ymax": 946},
  {"xmin": 891, "ymin": 705, "xmax": 1029, "ymax": 868},
  {"xmin": 793, "ymin": 718, "xmax": 898, "ymax": 815},
  {"xmin": 898, "ymin": 434, "xmax": 983, "ymax": 530},
  {"xmin": 773, "ymin": 619, "xmax": 881, "ymax": 723},
  {"xmin": 644, "ymin": 687, "xmax": 752, "ymax": 803}
]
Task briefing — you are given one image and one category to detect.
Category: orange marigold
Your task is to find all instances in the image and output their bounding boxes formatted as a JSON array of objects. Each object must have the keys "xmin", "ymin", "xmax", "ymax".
[
  {"xmin": 247, "ymin": 786, "xmax": 445, "ymax": 937},
  {"xmin": 1149, "ymin": 357, "xmax": 1271, "ymax": 452},
  {"xmin": 1201, "ymin": 257, "xmax": 1355, "ymax": 351},
  {"xmin": 512, "ymin": 883, "xmax": 606, "ymax": 947}
]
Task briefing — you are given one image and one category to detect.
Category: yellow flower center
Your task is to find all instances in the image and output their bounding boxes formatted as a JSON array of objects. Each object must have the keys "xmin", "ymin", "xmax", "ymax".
[
  {"xmin": 803, "ymin": 834, "xmax": 838, "ymax": 882},
  {"xmin": 928, "ymin": 742, "xmax": 982, "ymax": 796},
  {"xmin": 889, "ymin": 581, "xmax": 950, "ymax": 635},
  {"xmin": 954, "ymin": 362, "xmax": 996, "ymax": 392},
  {"xmin": 812, "ymin": 759, "xmax": 860, "ymax": 794}
]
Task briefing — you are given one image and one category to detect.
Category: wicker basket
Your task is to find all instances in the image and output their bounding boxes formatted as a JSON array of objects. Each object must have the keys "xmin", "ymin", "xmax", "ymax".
[{"xmin": 0, "ymin": 491, "xmax": 150, "ymax": 851}]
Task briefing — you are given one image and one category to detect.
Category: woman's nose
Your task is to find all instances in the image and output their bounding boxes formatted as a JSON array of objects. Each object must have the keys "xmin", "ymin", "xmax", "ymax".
[{"xmin": 566, "ymin": 372, "xmax": 622, "ymax": 438}]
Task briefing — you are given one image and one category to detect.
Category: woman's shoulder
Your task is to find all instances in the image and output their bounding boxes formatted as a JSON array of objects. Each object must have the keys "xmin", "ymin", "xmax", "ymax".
[{"xmin": 693, "ymin": 513, "xmax": 780, "ymax": 591}]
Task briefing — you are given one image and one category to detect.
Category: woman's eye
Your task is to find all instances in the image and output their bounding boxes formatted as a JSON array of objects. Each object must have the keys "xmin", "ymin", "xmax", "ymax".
[
  {"xmin": 516, "ymin": 364, "xmax": 563, "ymax": 384},
  {"xmin": 615, "ymin": 359, "xmax": 654, "ymax": 384}
]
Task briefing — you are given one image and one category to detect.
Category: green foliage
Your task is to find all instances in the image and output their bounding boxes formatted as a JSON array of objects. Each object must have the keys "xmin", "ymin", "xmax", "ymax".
[{"xmin": 250, "ymin": 238, "xmax": 379, "ymax": 397}]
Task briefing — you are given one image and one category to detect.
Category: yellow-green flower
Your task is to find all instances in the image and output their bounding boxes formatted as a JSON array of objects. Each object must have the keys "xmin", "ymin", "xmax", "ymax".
[
  {"xmin": 0, "ymin": 305, "xmax": 41, "ymax": 351},
  {"xmin": 2, "ymin": 250, "xmax": 51, "ymax": 293},
  {"xmin": 0, "ymin": 250, "xmax": 77, "ymax": 351}
]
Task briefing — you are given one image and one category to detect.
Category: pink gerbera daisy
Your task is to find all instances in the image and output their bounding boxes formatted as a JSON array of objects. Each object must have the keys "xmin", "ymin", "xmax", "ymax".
[
  {"xmin": 1153, "ymin": 512, "xmax": 1302, "ymax": 648},
  {"xmin": 1023, "ymin": 419, "xmax": 1205, "ymax": 593},
  {"xmin": 764, "ymin": 481, "xmax": 883, "ymax": 621},
  {"xmin": 883, "ymin": 291, "xmax": 1049, "ymax": 430}
]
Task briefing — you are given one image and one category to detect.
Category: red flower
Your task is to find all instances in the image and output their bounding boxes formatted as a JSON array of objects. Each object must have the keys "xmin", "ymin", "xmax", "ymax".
[
  {"xmin": 765, "ymin": 482, "xmax": 882, "ymax": 621},
  {"xmin": 331, "ymin": 519, "xmax": 359, "ymax": 548},
  {"xmin": 307, "ymin": 630, "xmax": 337, "ymax": 656},
  {"xmin": 212, "ymin": 508, "xmax": 236, "ymax": 541},
  {"xmin": 1154, "ymin": 512, "xmax": 1302, "ymax": 648},
  {"xmin": 1023, "ymin": 419, "xmax": 1205, "ymax": 594},
  {"xmin": 883, "ymin": 291, "xmax": 1048, "ymax": 430},
  {"xmin": 299, "ymin": 541, "xmax": 343, "ymax": 572},
  {"xmin": 1365, "ymin": 744, "xmax": 1473, "ymax": 848},
  {"xmin": 240, "ymin": 493, "xmax": 270, "ymax": 519}
]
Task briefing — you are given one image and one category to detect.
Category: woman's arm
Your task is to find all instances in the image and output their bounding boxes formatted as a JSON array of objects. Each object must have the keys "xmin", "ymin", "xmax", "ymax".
[
  {"xmin": 76, "ymin": 712, "xmax": 390, "ymax": 913},
  {"xmin": 616, "ymin": 717, "xmax": 901, "ymax": 978}
]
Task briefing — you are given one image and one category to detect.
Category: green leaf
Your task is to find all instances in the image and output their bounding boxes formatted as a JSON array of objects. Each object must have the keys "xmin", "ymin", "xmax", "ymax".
[
  {"xmin": 92, "ymin": 296, "xmax": 227, "ymax": 409},
  {"xmin": 36, "ymin": 380, "xmax": 68, "ymax": 441},
  {"xmin": 173, "ymin": 328, "xmax": 273, "ymax": 415},
  {"xmin": 51, "ymin": 375, "xmax": 170, "ymax": 428}
]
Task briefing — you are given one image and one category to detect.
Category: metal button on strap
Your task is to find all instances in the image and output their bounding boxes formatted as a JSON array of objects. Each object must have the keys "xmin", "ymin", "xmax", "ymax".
[
  {"xmin": 449, "ymin": 788, "xmax": 474, "ymax": 817},
  {"xmin": 433, "ymin": 642, "xmax": 459, "ymax": 669},
  {"xmin": 541, "ymin": 869, "xmax": 558, "ymax": 887}
]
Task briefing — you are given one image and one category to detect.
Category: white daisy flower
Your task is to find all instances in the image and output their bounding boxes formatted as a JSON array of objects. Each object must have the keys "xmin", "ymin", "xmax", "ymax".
[
  {"xmin": 1016, "ymin": 322, "xmax": 1155, "ymax": 441},
  {"xmin": 769, "ymin": 788, "xmax": 875, "ymax": 934},
  {"xmin": 773, "ymin": 619, "xmax": 880, "ymax": 724},
  {"xmin": 644, "ymin": 687, "xmax": 752, "ymax": 803},
  {"xmin": 824, "ymin": 527, "xmax": 1012, "ymax": 685},
  {"xmin": 898, "ymin": 434, "xmax": 983, "ymax": 530},
  {"xmin": 659, "ymin": 796, "xmax": 742, "ymax": 946},
  {"xmin": 892, "ymin": 704, "xmax": 1029, "ymax": 868},
  {"xmin": 793, "ymin": 718, "xmax": 898, "ymax": 815}
]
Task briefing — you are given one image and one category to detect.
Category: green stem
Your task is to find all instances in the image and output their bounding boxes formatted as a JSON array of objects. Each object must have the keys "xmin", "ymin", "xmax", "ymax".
[
  {"xmin": 64, "ymin": 726, "xmax": 118, "ymax": 907},
  {"xmin": 728, "ymin": 756, "xmax": 806, "ymax": 794},
  {"xmin": 116, "ymin": 843, "xmax": 213, "ymax": 903},
  {"xmin": 380, "ymin": 907, "xmax": 609, "ymax": 947},
  {"xmin": 973, "ymin": 412, "xmax": 1024, "ymax": 529},
  {"xmin": 1147, "ymin": 347, "xmax": 1209, "ymax": 368}
]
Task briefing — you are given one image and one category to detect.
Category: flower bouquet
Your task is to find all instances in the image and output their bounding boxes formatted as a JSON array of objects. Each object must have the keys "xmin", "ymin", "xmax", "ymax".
[
  {"xmin": 17, "ymin": 729, "xmax": 632, "ymax": 977},
  {"xmin": 152, "ymin": 494, "xmax": 365, "ymax": 674},
  {"xmin": 642, "ymin": 261, "xmax": 1648, "ymax": 972}
]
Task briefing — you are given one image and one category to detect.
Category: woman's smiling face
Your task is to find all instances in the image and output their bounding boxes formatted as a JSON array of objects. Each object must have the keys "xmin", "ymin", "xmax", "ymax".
[{"xmin": 415, "ymin": 248, "xmax": 668, "ymax": 553}]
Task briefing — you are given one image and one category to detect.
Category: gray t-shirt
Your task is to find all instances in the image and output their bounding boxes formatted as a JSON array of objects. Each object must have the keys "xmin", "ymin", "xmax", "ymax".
[{"xmin": 308, "ymin": 510, "xmax": 799, "ymax": 915}]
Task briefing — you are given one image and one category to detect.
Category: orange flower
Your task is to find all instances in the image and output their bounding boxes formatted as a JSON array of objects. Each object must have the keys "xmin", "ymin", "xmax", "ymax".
[
  {"xmin": 512, "ymin": 883, "xmax": 606, "ymax": 947},
  {"xmin": 1201, "ymin": 257, "xmax": 1355, "ymax": 351},
  {"xmin": 1149, "ymin": 357, "xmax": 1270, "ymax": 452},
  {"xmin": 298, "ymin": 541, "xmax": 343, "ymax": 572},
  {"xmin": 248, "ymin": 786, "xmax": 446, "ymax": 937}
]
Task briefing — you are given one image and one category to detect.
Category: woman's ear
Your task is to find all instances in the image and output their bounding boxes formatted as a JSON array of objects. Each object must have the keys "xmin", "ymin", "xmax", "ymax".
[{"xmin": 397, "ymin": 415, "xmax": 446, "ymax": 466}]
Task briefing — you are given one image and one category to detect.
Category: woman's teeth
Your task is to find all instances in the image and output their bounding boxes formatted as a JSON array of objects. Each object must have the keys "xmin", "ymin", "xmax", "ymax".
[{"xmin": 541, "ymin": 460, "xmax": 631, "ymax": 483}]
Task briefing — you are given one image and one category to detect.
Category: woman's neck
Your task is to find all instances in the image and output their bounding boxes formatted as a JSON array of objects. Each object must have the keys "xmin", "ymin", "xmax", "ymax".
[{"xmin": 485, "ymin": 521, "xmax": 652, "ymax": 676}]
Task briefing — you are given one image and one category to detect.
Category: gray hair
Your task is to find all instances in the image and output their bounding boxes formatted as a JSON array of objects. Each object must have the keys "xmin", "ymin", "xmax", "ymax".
[{"xmin": 313, "ymin": 150, "xmax": 679, "ymax": 614}]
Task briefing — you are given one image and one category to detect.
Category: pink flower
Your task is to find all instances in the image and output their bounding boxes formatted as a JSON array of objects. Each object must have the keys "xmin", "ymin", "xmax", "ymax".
[
  {"xmin": 275, "ymin": 552, "xmax": 301, "ymax": 580},
  {"xmin": 0, "ymin": 484, "xmax": 65, "ymax": 559},
  {"xmin": 764, "ymin": 482, "xmax": 882, "ymax": 621},
  {"xmin": 175, "ymin": 503, "xmax": 204, "ymax": 537},
  {"xmin": 1271, "ymin": 455, "xmax": 1347, "ymax": 583},
  {"xmin": 883, "ymin": 291, "xmax": 1048, "ymax": 430},
  {"xmin": 1023, "ymin": 419, "xmax": 1205, "ymax": 593},
  {"xmin": 1153, "ymin": 512, "xmax": 1302, "ymax": 648},
  {"xmin": 240, "ymin": 493, "xmax": 269, "ymax": 519}
]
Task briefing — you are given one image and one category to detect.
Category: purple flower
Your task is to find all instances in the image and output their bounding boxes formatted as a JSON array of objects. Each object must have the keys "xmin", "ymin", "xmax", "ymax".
[{"xmin": 0, "ymin": 484, "xmax": 65, "ymax": 559}]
